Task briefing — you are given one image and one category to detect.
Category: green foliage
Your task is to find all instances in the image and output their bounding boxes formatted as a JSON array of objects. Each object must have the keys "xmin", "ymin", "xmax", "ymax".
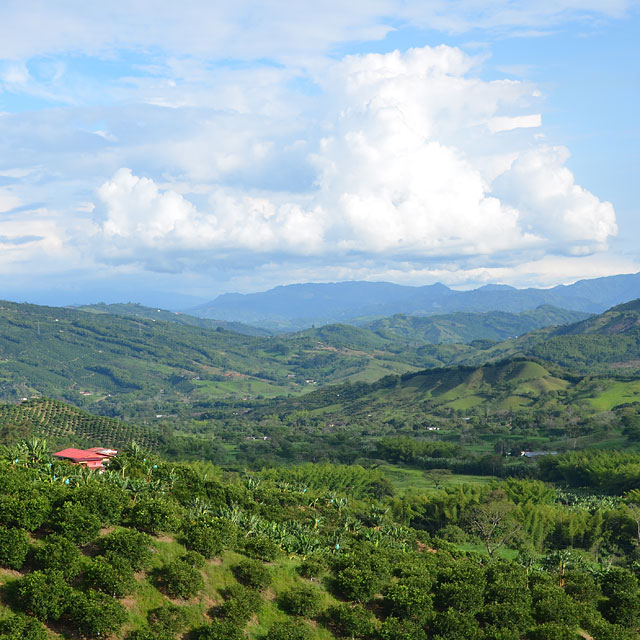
[
  {"xmin": 156, "ymin": 558, "xmax": 204, "ymax": 599},
  {"xmin": 147, "ymin": 603, "xmax": 190, "ymax": 636},
  {"xmin": 0, "ymin": 527, "xmax": 29, "ymax": 570},
  {"xmin": 66, "ymin": 589, "xmax": 127, "ymax": 638},
  {"xmin": 232, "ymin": 558, "xmax": 273, "ymax": 589},
  {"xmin": 85, "ymin": 553, "xmax": 136, "ymax": 597},
  {"xmin": 279, "ymin": 585, "xmax": 324, "ymax": 618},
  {"xmin": 32, "ymin": 533, "xmax": 84, "ymax": 580},
  {"xmin": 99, "ymin": 527, "xmax": 154, "ymax": 571},
  {"xmin": 14, "ymin": 570, "xmax": 70, "ymax": 621},
  {"xmin": 265, "ymin": 619, "xmax": 313, "ymax": 640},
  {"xmin": 599, "ymin": 567, "xmax": 640, "ymax": 628},
  {"xmin": 325, "ymin": 603, "xmax": 375, "ymax": 638},
  {"xmin": 52, "ymin": 501, "xmax": 101, "ymax": 544},
  {"xmin": 128, "ymin": 495, "xmax": 183, "ymax": 533},
  {"xmin": 0, "ymin": 613, "xmax": 48, "ymax": 640},
  {"xmin": 193, "ymin": 620, "xmax": 245, "ymax": 640},
  {"xmin": 215, "ymin": 584, "xmax": 262, "ymax": 626},
  {"xmin": 182, "ymin": 518, "xmax": 230, "ymax": 558},
  {"xmin": 297, "ymin": 555, "xmax": 328, "ymax": 580},
  {"xmin": 243, "ymin": 534, "xmax": 280, "ymax": 561}
]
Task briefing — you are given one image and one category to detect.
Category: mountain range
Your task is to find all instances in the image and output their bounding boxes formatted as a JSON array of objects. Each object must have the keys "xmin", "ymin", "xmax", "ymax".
[{"xmin": 190, "ymin": 272, "xmax": 640, "ymax": 331}]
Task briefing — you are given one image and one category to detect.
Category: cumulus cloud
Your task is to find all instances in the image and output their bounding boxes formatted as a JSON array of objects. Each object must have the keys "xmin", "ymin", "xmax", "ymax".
[{"xmin": 94, "ymin": 46, "xmax": 616, "ymax": 271}]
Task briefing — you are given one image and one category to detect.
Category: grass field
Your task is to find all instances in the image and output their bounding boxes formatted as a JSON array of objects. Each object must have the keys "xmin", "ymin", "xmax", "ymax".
[{"xmin": 379, "ymin": 464, "xmax": 497, "ymax": 494}]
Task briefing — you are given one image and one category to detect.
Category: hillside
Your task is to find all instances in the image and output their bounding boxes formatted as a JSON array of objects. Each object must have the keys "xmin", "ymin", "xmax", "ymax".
[
  {"xmin": 77, "ymin": 302, "xmax": 271, "ymax": 337},
  {"xmin": 0, "ymin": 300, "xmax": 426, "ymax": 419},
  {"xmin": 361, "ymin": 305, "xmax": 590, "ymax": 345},
  {"xmin": 190, "ymin": 272, "xmax": 640, "ymax": 329}
]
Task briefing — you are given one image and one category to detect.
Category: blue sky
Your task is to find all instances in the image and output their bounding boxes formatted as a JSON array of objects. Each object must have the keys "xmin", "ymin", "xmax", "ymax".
[{"xmin": 0, "ymin": 1, "xmax": 638, "ymax": 308}]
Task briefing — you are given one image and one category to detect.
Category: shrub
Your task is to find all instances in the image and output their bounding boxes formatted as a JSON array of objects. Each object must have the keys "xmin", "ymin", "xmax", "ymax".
[
  {"xmin": 128, "ymin": 496, "xmax": 183, "ymax": 534},
  {"xmin": 68, "ymin": 483, "xmax": 129, "ymax": 525},
  {"xmin": 297, "ymin": 555, "xmax": 328, "ymax": 580},
  {"xmin": 14, "ymin": 570, "xmax": 70, "ymax": 621},
  {"xmin": 279, "ymin": 585, "xmax": 324, "ymax": 618},
  {"xmin": 192, "ymin": 620, "xmax": 244, "ymax": 640},
  {"xmin": 52, "ymin": 501, "xmax": 101, "ymax": 545},
  {"xmin": 32, "ymin": 534, "xmax": 84, "ymax": 581},
  {"xmin": 99, "ymin": 528, "xmax": 153, "ymax": 571},
  {"xmin": 147, "ymin": 603, "xmax": 190, "ymax": 636},
  {"xmin": 157, "ymin": 559, "xmax": 204, "ymax": 599},
  {"xmin": 66, "ymin": 589, "xmax": 127, "ymax": 638},
  {"xmin": 183, "ymin": 549, "xmax": 206, "ymax": 568},
  {"xmin": 0, "ymin": 527, "xmax": 30, "ymax": 570},
  {"xmin": 233, "ymin": 558, "xmax": 273, "ymax": 589},
  {"xmin": 266, "ymin": 620, "xmax": 313, "ymax": 640},
  {"xmin": 182, "ymin": 518, "xmax": 238, "ymax": 558},
  {"xmin": 326, "ymin": 603, "xmax": 375, "ymax": 638},
  {"xmin": 0, "ymin": 613, "xmax": 48, "ymax": 640},
  {"xmin": 215, "ymin": 584, "xmax": 262, "ymax": 625},
  {"xmin": 85, "ymin": 553, "xmax": 136, "ymax": 597},
  {"xmin": 243, "ymin": 535, "xmax": 279, "ymax": 561}
]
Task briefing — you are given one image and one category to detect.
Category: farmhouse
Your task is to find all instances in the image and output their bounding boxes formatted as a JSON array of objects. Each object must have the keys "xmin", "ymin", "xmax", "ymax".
[{"xmin": 53, "ymin": 447, "xmax": 118, "ymax": 470}]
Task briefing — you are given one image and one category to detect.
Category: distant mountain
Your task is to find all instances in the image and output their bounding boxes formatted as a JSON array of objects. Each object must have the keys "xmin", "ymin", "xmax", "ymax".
[
  {"xmin": 190, "ymin": 273, "xmax": 640, "ymax": 330},
  {"xmin": 77, "ymin": 302, "xmax": 271, "ymax": 337}
]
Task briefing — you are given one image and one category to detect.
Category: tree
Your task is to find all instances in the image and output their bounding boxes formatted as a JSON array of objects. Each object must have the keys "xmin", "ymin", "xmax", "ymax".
[
  {"xmin": 243, "ymin": 534, "xmax": 280, "ymax": 561},
  {"xmin": 0, "ymin": 527, "xmax": 30, "ymax": 570},
  {"xmin": 52, "ymin": 501, "xmax": 101, "ymax": 545},
  {"xmin": 599, "ymin": 567, "xmax": 640, "ymax": 628},
  {"xmin": 0, "ymin": 613, "xmax": 48, "ymax": 640},
  {"xmin": 66, "ymin": 589, "xmax": 127, "ymax": 638},
  {"xmin": 128, "ymin": 495, "xmax": 183, "ymax": 534},
  {"xmin": 232, "ymin": 558, "xmax": 273, "ymax": 589},
  {"xmin": 464, "ymin": 495, "xmax": 520, "ymax": 558},
  {"xmin": 192, "ymin": 620, "xmax": 244, "ymax": 640},
  {"xmin": 214, "ymin": 584, "xmax": 262, "ymax": 626},
  {"xmin": 99, "ymin": 527, "xmax": 154, "ymax": 570},
  {"xmin": 266, "ymin": 620, "xmax": 313, "ymax": 640},
  {"xmin": 156, "ymin": 558, "xmax": 204, "ymax": 599},
  {"xmin": 279, "ymin": 585, "xmax": 324, "ymax": 618},
  {"xmin": 326, "ymin": 603, "xmax": 375, "ymax": 638},
  {"xmin": 14, "ymin": 570, "xmax": 69, "ymax": 621},
  {"xmin": 32, "ymin": 533, "xmax": 84, "ymax": 581},
  {"xmin": 85, "ymin": 553, "xmax": 136, "ymax": 597}
]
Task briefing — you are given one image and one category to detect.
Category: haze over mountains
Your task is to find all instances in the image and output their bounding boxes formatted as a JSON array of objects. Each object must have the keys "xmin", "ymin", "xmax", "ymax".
[{"xmin": 190, "ymin": 272, "xmax": 640, "ymax": 331}]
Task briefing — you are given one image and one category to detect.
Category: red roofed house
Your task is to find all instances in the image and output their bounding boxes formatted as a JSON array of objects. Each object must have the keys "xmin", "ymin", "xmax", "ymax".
[{"xmin": 53, "ymin": 447, "xmax": 117, "ymax": 470}]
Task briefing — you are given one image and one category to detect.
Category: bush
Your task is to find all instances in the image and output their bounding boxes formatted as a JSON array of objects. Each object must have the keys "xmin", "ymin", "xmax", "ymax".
[
  {"xmin": 244, "ymin": 535, "xmax": 280, "ymax": 561},
  {"xmin": 147, "ymin": 603, "xmax": 190, "ymax": 636},
  {"xmin": 157, "ymin": 558, "xmax": 204, "ymax": 599},
  {"xmin": 66, "ymin": 589, "xmax": 127, "ymax": 638},
  {"xmin": 297, "ymin": 555, "xmax": 328, "ymax": 580},
  {"xmin": 0, "ymin": 613, "xmax": 48, "ymax": 640},
  {"xmin": 183, "ymin": 549, "xmax": 206, "ymax": 569},
  {"xmin": 0, "ymin": 527, "xmax": 30, "ymax": 570},
  {"xmin": 215, "ymin": 584, "xmax": 262, "ymax": 625},
  {"xmin": 68, "ymin": 483, "xmax": 129, "ymax": 525},
  {"xmin": 182, "ymin": 518, "xmax": 238, "ymax": 558},
  {"xmin": 233, "ymin": 558, "xmax": 273, "ymax": 589},
  {"xmin": 32, "ymin": 534, "xmax": 84, "ymax": 581},
  {"xmin": 99, "ymin": 528, "xmax": 153, "ymax": 571},
  {"xmin": 14, "ymin": 570, "xmax": 70, "ymax": 621},
  {"xmin": 192, "ymin": 620, "xmax": 245, "ymax": 640},
  {"xmin": 526, "ymin": 622, "xmax": 580, "ymax": 640},
  {"xmin": 128, "ymin": 496, "xmax": 183, "ymax": 534},
  {"xmin": 85, "ymin": 553, "xmax": 136, "ymax": 597},
  {"xmin": 266, "ymin": 620, "xmax": 313, "ymax": 640},
  {"xmin": 279, "ymin": 585, "xmax": 324, "ymax": 618},
  {"xmin": 326, "ymin": 603, "xmax": 375, "ymax": 638},
  {"xmin": 52, "ymin": 501, "xmax": 101, "ymax": 545}
]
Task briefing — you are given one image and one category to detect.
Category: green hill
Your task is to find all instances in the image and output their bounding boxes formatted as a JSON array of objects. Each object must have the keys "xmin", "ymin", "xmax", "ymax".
[{"xmin": 360, "ymin": 305, "xmax": 590, "ymax": 344}]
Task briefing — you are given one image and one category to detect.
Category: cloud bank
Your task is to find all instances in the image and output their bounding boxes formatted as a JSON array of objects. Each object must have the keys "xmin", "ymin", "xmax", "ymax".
[{"xmin": 94, "ymin": 46, "xmax": 616, "ymax": 274}]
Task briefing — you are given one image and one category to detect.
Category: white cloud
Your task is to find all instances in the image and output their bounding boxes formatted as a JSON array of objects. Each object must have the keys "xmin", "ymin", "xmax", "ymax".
[
  {"xmin": 92, "ymin": 46, "xmax": 616, "ymax": 272},
  {"xmin": 488, "ymin": 114, "xmax": 541, "ymax": 133}
]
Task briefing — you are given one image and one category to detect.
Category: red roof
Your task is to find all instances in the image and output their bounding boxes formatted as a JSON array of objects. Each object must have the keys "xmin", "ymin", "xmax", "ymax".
[{"xmin": 53, "ymin": 448, "xmax": 105, "ymax": 463}]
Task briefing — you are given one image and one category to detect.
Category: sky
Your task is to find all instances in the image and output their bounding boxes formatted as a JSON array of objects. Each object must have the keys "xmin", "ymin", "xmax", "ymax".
[{"xmin": 0, "ymin": 1, "xmax": 638, "ymax": 309}]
